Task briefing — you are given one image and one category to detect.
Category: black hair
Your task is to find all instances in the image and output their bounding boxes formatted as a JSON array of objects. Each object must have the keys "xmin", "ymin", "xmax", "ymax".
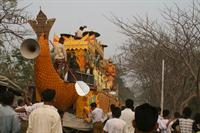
[
  {"xmin": 0, "ymin": 94, "xmax": 2, "ymax": 103},
  {"xmin": 163, "ymin": 109, "xmax": 170, "ymax": 118},
  {"xmin": 112, "ymin": 107, "xmax": 121, "ymax": 118},
  {"xmin": 0, "ymin": 85, "xmax": 7, "ymax": 103},
  {"xmin": 182, "ymin": 107, "xmax": 192, "ymax": 118},
  {"xmin": 79, "ymin": 26, "xmax": 87, "ymax": 31},
  {"xmin": 41, "ymin": 89, "xmax": 56, "ymax": 102},
  {"xmin": 156, "ymin": 107, "xmax": 161, "ymax": 113},
  {"xmin": 110, "ymin": 104, "xmax": 115, "ymax": 112},
  {"xmin": 135, "ymin": 103, "xmax": 158, "ymax": 132},
  {"xmin": 90, "ymin": 102, "xmax": 97, "ymax": 108},
  {"xmin": 125, "ymin": 99, "xmax": 134, "ymax": 108},
  {"xmin": 1, "ymin": 91, "xmax": 14, "ymax": 106},
  {"xmin": 194, "ymin": 113, "xmax": 200, "ymax": 124},
  {"xmin": 174, "ymin": 112, "xmax": 181, "ymax": 118},
  {"xmin": 17, "ymin": 99, "xmax": 24, "ymax": 106}
]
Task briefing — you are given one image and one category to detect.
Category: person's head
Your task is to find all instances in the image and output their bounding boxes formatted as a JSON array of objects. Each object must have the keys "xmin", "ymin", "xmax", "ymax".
[
  {"xmin": 133, "ymin": 103, "xmax": 158, "ymax": 133},
  {"xmin": 41, "ymin": 89, "xmax": 56, "ymax": 102},
  {"xmin": 79, "ymin": 26, "xmax": 84, "ymax": 31},
  {"xmin": 108, "ymin": 58, "xmax": 112, "ymax": 63},
  {"xmin": 17, "ymin": 99, "xmax": 24, "ymax": 106},
  {"xmin": 194, "ymin": 113, "xmax": 200, "ymax": 124},
  {"xmin": 156, "ymin": 107, "xmax": 161, "ymax": 115},
  {"xmin": 112, "ymin": 107, "xmax": 121, "ymax": 118},
  {"xmin": 174, "ymin": 112, "xmax": 181, "ymax": 119},
  {"xmin": 1, "ymin": 91, "xmax": 14, "ymax": 106},
  {"xmin": 79, "ymin": 26, "xmax": 87, "ymax": 31},
  {"xmin": 163, "ymin": 109, "xmax": 170, "ymax": 118},
  {"xmin": 0, "ymin": 92, "xmax": 2, "ymax": 104},
  {"xmin": 0, "ymin": 94, "xmax": 2, "ymax": 104},
  {"xmin": 125, "ymin": 99, "xmax": 134, "ymax": 109},
  {"xmin": 182, "ymin": 107, "xmax": 192, "ymax": 118},
  {"xmin": 90, "ymin": 102, "xmax": 97, "ymax": 111},
  {"xmin": 0, "ymin": 85, "xmax": 7, "ymax": 104},
  {"xmin": 110, "ymin": 104, "xmax": 115, "ymax": 112}
]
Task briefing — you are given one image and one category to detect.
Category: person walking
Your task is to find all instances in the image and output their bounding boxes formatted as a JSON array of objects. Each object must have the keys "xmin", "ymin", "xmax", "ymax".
[
  {"xmin": 160, "ymin": 109, "xmax": 170, "ymax": 133},
  {"xmin": 172, "ymin": 107, "xmax": 194, "ymax": 133},
  {"xmin": 90, "ymin": 102, "xmax": 104, "ymax": 133},
  {"xmin": 15, "ymin": 99, "xmax": 28, "ymax": 133},
  {"xmin": 120, "ymin": 99, "xmax": 135, "ymax": 133},
  {"xmin": 133, "ymin": 103, "xmax": 158, "ymax": 133},
  {"xmin": 0, "ymin": 91, "xmax": 21, "ymax": 133},
  {"xmin": 107, "ymin": 104, "xmax": 115, "ymax": 120},
  {"xmin": 167, "ymin": 112, "xmax": 180, "ymax": 133},
  {"xmin": 26, "ymin": 89, "xmax": 62, "ymax": 133},
  {"xmin": 103, "ymin": 107, "xmax": 126, "ymax": 133},
  {"xmin": 193, "ymin": 113, "xmax": 200, "ymax": 133}
]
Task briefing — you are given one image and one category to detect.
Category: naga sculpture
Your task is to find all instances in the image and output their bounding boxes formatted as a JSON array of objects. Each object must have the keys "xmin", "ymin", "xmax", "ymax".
[{"xmin": 28, "ymin": 10, "xmax": 78, "ymax": 111}]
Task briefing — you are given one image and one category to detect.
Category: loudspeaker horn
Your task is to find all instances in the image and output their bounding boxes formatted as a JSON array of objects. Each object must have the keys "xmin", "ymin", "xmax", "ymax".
[{"xmin": 20, "ymin": 39, "xmax": 40, "ymax": 59}]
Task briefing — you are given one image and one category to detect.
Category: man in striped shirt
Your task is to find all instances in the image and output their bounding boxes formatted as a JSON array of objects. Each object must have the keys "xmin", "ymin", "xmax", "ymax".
[{"xmin": 172, "ymin": 107, "xmax": 194, "ymax": 133}]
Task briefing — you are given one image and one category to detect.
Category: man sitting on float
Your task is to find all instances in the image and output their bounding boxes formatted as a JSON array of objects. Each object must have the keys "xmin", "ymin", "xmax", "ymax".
[{"xmin": 53, "ymin": 41, "xmax": 67, "ymax": 79}]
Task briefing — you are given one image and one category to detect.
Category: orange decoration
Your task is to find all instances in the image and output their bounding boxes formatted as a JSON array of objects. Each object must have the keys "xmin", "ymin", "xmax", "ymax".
[
  {"xmin": 75, "ymin": 49, "xmax": 86, "ymax": 72},
  {"xmin": 29, "ymin": 10, "xmax": 78, "ymax": 111},
  {"xmin": 28, "ymin": 10, "xmax": 120, "ymax": 116}
]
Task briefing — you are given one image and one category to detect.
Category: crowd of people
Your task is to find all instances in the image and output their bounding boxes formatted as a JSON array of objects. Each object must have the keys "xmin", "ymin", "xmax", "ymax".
[
  {"xmin": 0, "ymin": 87, "xmax": 200, "ymax": 133},
  {"xmin": 0, "ymin": 89, "xmax": 63, "ymax": 133}
]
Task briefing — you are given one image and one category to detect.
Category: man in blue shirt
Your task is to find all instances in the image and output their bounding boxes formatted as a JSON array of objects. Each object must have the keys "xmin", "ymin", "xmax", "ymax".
[{"xmin": 0, "ymin": 91, "xmax": 21, "ymax": 133}]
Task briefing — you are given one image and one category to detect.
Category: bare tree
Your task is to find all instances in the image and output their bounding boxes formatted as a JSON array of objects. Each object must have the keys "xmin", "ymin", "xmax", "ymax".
[
  {"xmin": 112, "ymin": 1, "xmax": 200, "ymax": 112},
  {"xmin": 0, "ymin": 0, "xmax": 34, "ymax": 89},
  {"xmin": 0, "ymin": 0, "xmax": 30, "ymax": 47}
]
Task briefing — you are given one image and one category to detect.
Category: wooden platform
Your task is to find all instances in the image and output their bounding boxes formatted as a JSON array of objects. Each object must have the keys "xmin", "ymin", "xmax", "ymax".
[{"xmin": 62, "ymin": 112, "xmax": 92, "ymax": 131}]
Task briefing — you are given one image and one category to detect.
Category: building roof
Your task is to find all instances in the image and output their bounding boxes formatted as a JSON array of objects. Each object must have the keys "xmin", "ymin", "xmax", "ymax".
[{"xmin": 0, "ymin": 75, "xmax": 23, "ymax": 95}]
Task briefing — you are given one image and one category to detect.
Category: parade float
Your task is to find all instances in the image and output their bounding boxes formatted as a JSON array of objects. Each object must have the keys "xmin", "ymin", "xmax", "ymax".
[{"xmin": 21, "ymin": 10, "xmax": 120, "ymax": 131}]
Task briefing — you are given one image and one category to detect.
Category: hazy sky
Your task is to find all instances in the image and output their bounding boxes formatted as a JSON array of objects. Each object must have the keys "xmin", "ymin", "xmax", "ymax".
[{"xmin": 19, "ymin": 0, "xmax": 192, "ymax": 58}]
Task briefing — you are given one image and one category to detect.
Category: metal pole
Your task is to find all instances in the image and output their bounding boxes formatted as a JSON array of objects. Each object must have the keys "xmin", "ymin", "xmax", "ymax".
[{"xmin": 161, "ymin": 59, "xmax": 165, "ymax": 116}]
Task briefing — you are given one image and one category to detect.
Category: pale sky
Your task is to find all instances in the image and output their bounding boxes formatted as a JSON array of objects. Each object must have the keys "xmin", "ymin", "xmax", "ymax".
[{"xmin": 18, "ymin": 0, "xmax": 192, "ymax": 58}]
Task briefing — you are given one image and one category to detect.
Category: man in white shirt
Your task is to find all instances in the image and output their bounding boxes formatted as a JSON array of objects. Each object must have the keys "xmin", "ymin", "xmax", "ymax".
[
  {"xmin": 160, "ymin": 109, "xmax": 170, "ymax": 133},
  {"xmin": 90, "ymin": 102, "xmax": 104, "ymax": 133},
  {"xmin": 26, "ymin": 89, "xmax": 62, "ymax": 133},
  {"xmin": 156, "ymin": 107, "xmax": 167, "ymax": 132},
  {"xmin": 54, "ymin": 43, "xmax": 67, "ymax": 78},
  {"xmin": 107, "ymin": 104, "xmax": 115, "ymax": 120},
  {"xmin": 120, "ymin": 99, "xmax": 135, "ymax": 133},
  {"xmin": 75, "ymin": 26, "xmax": 87, "ymax": 38},
  {"xmin": 103, "ymin": 107, "xmax": 126, "ymax": 133}
]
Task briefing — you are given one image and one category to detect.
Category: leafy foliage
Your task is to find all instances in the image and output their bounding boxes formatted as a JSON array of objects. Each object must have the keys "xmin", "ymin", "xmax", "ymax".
[{"xmin": 0, "ymin": 46, "xmax": 34, "ymax": 88}]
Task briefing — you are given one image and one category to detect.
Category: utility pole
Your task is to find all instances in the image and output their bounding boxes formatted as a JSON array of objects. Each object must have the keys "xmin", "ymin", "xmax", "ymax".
[{"xmin": 161, "ymin": 59, "xmax": 165, "ymax": 116}]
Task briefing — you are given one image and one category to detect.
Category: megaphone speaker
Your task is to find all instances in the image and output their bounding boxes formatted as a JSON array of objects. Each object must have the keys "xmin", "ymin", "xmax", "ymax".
[{"xmin": 20, "ymin": 39, "xmax": 40, "ymax": 59}]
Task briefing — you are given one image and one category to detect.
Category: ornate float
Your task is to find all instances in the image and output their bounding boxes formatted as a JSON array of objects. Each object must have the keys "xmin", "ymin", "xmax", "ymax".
[{"xmin": 21, "ymin": 10, "xmax": 120, "ymax": 130}]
